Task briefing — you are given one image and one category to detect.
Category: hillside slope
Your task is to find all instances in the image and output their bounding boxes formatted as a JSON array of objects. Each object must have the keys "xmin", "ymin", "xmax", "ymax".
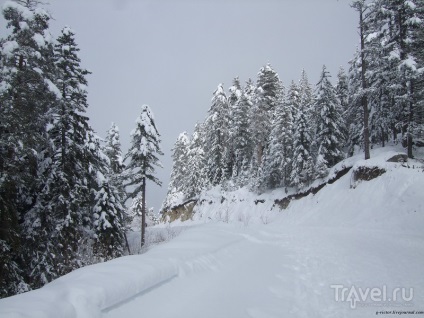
[{"xmin": 175, "ymin": 147, "xmax": 423, "ymax": 233}]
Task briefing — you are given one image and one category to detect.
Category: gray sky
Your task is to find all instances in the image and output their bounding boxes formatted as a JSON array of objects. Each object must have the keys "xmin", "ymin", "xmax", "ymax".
[{"xmin": 1, "ymin": 0, "xmax": 359, "ymax": 212}]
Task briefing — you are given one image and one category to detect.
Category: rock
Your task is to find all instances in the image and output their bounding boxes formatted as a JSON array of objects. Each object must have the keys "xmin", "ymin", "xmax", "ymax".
[
  {"xmin": 352, "ymin": 166, "xmax": 386, "ymax": 182},
  {"xmin": 386, "ymin": 153, "xmax": 408, "ymax": 163}
]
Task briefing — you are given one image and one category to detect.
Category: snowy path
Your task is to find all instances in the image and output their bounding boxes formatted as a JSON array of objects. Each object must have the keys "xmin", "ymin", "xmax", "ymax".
[{"xmin": 103, "ymin": 223, "xmax": 424, "ymax": 318}]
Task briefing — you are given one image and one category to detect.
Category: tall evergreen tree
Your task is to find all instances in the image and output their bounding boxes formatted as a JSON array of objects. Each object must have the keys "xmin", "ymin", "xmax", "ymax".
[
  {"xmin": 250, "ymin": 64, "xmax": 281, "ymax": 187},
  {"xmin": 22, "ymin": 26, "xmax": 93, "ymax": 287},
  {"xmin": 351, "ymin": 0, "xmax": 371, "ymax": 160},
  {"xmin": 259, "ymin": 82, "xmax": 290, "ymax": 190},
  {"xmin": 0, "ymin": 0, "xmax": 56, "ymax": 295},
  {"xmin": 163, "ymin": 132, "xmax": 190, "ymax": 210},
  {"xmin": 92, "ymin": 144, "xmax": 125, "ymax": 261},
  {"xmin": 104, "ymin": 123, "xmax": 126, "ymax": 205},
  {"xmin": 223, "ymin": 78, "xmax": 242, "ymax": 181},
  {"xmin": 205, "ymin": 84, "xmax": 229, "ymax": 186},
  {"xmin": 313, "ymin": 65, "xmax": 346, "ymax": 174},
  {"xmin": 230, "ymin": 89, "xmax": 253, "ymax": 188},
  {"xmin": 374, "ymin": 0, "xmax": 421, "ymax": 157},
  {"xmin": 336, "ymin": 66, "xmax": 350, "ymax": 119},
  {"xmin": 185, "ymin": 125, "xmax": 208, "ymax": 198},
  {"xmin": 124, "ymin": 105, "xmax": 162, "ymax": 247},
  {"xmin": 290, "ymin": 89, "xmax": 314, "ymax": 189}
]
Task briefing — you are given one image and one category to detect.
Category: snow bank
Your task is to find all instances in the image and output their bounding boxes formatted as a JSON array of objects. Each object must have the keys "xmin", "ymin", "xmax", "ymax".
[
  {"xmin": 0, "ymin": 224, "xmax": 243, "ymax": 318},
  {"xmin": 190, "ymin": 146, "xmax": 424, "ymax": 234}
]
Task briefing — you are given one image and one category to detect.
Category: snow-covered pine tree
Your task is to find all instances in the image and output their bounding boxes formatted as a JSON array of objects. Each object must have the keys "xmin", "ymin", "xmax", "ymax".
[
  {"xmin": 162, "ymin": 132, "xmax": 190, "ymax": 210},
  {"xmin": 286, "ymin": 81, "xmax": 301, "ymax": 132},
  {"xmin": 184, "ymin": 124, "xmax": 208, "ymax": 198},
  {"xmin": 336, "ymin": 66, "xmax": 350, "ymax": 120},
  {"xmin": 228, "ymin": 77, "xmax": 242, "ymax": 108},
  {"xmin": 250, "ymin": 64, "xmax": 280, "ymax": 189},
  {"xmin": 22, "ymin": 26, "xmax": 94, "ymax": 287},
  {"xmin": 204, "ymin": 84, "xmax": 229, "ymax": 186},
  {"xmin": 414, "ymin": 0, "xmax": 424, "ymax": 137},
  {"xmin": 372, "ymin": 0, "xmax": 421, "ymax": 158},
  {"xmin": 224, "ymin": 77, "xmax": 242, "ymax": 183},
  {"xmin": 298, "ymin": 70, "xmax": 316, "ymax": 154},
  {"xmin": 124, "ymin": 105, "xmax": 162, "ymax": 247},
  {"xmin": 313, "ymin": 65, "xmax": 346, "ymax": 175},
  {"xmin": 0, "ymin": 0, "xmax": 58, "ymax": 294},
  {"xmin": 362, "ymin": 0, "xmax": 403, "ymax": 147},
  {"xmin": 346, "ymin": 49, "xmax": 368, "ymax": 156},
  {"xmin": 290, "ymin": 85, "xmax": 314, "ymax": 189},
  {"xmin": 91, "ymin": 145, "xmax": 126, "ymax": 261},
  {"xmin": 351, "ymin": 0, "xmax": 371, "ymax": 160},
  {"xmin": 230, "ymin": 87, "xmax": 253, "ymax": 188},
  {"xmin": 299, "ymin": 69, "xmax": 313, "ymax": 117},
  {"xmin": 259, "ymin": 81, "xmax": 289, "ymax": 190},
  {"xmin": 104, "ymin": 123, "xmax": 126, "ymax": 197}
]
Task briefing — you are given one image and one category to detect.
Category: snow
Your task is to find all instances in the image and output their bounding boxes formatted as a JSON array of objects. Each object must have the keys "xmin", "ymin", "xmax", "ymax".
[
  {"xmin": 32, "ymin": 33, "xmax": 46, "ymax": 48},
  {"xmin": 62, "ymin": 26, "xmax": 75, "ymax": 36},
  {"xmin": 365, "ymin": 32, "xmax": 378, "ymax": 43},
  {"xmin": 1, "ymin": 147, "xmax": 423, "ymax": 318},
  {"xmin": 18, "ymin": 21, "xmax": 28, "ymax": 30},
  {"xmin": 400, "ymin": 55, "xmax": 417, "ymax": 71},
  {"xmin": 1, "ymin": 40, "xmax": 19, "ymax": 58},
  {"xmin": 405, "ymin": 0, "xmax": 417, "ymax": 10},
  {"xmin": 44, "ymin": 79, "xmax": 62, "ymax": 99},
  {"xmin": 2, "ymin": 1, "xmax": 33, "ymax": 20}
]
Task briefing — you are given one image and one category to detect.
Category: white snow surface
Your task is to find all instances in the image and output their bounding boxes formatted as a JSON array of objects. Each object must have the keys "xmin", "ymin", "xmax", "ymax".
[{"xmin": 1, "ymin": 147, "xmax": 423, "ymax": 318}]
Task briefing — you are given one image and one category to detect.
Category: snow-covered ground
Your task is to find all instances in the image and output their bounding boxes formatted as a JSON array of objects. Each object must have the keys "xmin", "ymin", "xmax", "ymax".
[{"xmin": 1, "ymin": 146, "xmax": 424, "ymax": 318}]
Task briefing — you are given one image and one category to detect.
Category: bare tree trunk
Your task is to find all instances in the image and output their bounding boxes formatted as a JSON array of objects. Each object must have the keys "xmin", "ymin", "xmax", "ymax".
[
  {"xmin": 358, "ymin": 2, "xmax": 371, "ymax": 160},
  {"xmin": 124, "ymin": 232, "xmax": 131, "ymax": 255},
  {"xmin": 141, "ymin": 176, "xmax": 146, "ymax": 248},
  {"xmin": 407, "ymin": 80, "xmax": 414, "ymax": 158}
]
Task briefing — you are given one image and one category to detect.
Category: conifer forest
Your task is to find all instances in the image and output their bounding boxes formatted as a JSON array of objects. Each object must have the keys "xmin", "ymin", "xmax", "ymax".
[{"xmin": 1, "ymin": 0, "xmax": 423, "ymax": 299}]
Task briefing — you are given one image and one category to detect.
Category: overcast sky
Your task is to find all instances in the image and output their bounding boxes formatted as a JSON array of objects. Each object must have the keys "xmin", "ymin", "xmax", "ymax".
[{"xmin": 1, "ymin": 0, "xmax": 359, "ymax": 212}]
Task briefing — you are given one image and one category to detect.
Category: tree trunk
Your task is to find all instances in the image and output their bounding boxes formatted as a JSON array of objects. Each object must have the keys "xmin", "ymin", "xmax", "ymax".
[
  {"xmin": 381, "ymin": 126, "xmax": 385, "ymax": 147},
  {"xmin": 407, "ymin": 80, "xmax": 414, "ymax": 158},
  {"xmin": 141, "ymin": 176, "xmax": 146, "ymax": 248},
  {"xmin": 124, "ymin": 232, "xmax": 131, "ymax": 255},
  {"xmin": 359, "ymin": 4, "xmax": 370, "ymax": 160}
]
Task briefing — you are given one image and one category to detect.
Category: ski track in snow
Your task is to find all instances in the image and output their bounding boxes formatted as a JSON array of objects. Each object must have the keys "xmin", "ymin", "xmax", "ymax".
[{"xmin": 103, "ymin": 225, "xmax": 424, "ymax": 318}]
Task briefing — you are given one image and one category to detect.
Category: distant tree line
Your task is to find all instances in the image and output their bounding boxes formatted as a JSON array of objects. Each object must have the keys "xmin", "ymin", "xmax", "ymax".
[
  {"xmin": 0, "ymin": 1, "xmax": 162, "ymax": 298},
  {"xmin": 163, "ymin": 0, "xmax": 423, "ymax": 211}
]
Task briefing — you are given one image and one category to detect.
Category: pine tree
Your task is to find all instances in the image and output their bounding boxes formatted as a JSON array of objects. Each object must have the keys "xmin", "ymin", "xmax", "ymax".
[
  {"xmin": 286, "ymin": 81, "xmax": 301, "ymax": 132},
  {"xmin": 259, "ymin": 81, "xmax": 289, "ymax": 190},
  {"xmin": 298, "ymin": 70, "xmax": 316, "ymax": 155},
  {"xmin": 374, "ymin": 0, "xmax": 421, "ymax": 158},
  {"xmin": 290, "ymin": 91, "xmax": 314, "ymax": 189},
  {"xmin": 251, "ymin": 64, "xmax": 280, "ymax": 174},
  {"xmin": 351, "ymin": 0, "xmax": 371, "ymax": 160},
  {"xmin": 224, "ymin": 77, "xmax": 242, "ymax": 182},
  {"xmin": 230, "ymin": 89, "xmax": 253, "ymax": 188},
  {"xmin": 104, "ymin": 123, "xmax": 126, "ymax": 202},
  {"xmin": 0, "ymin": 0, "xmax": 57, "ymax": 295},
  {"xmin": 22, "ymin": 26, "xmax": 93, "ymax": 287},
  {"xmin": 124, "ymin": 105, "xmax": 162, "ymax": 247},
  {"xmin": 336, "ymin": 66, "xmax": 350, "ymax": 121},
  {"xmin": 313, "ymin": 65, "xmax": 346, "ymax": 173},
  {"xmin": 185, "ymin": 125, "xmax": 208, "ymax": 198},
  {"xmin": 92, "ymin": 149, "xmax": 125, "ymax": 261},
  {"xmin": 347, "ymin": 49, "xmax": 366, "ymax": 156},
  {"xmin": 205, "ymin": 84, "xmax": 229, "ymax": 186},
  {"xmin": 163, "ymin": 132, "xmax": 190, "ymax": 210},
  {"xmin": 299, "ymin": 70, "xmax": 313, "ymax": 116}
]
